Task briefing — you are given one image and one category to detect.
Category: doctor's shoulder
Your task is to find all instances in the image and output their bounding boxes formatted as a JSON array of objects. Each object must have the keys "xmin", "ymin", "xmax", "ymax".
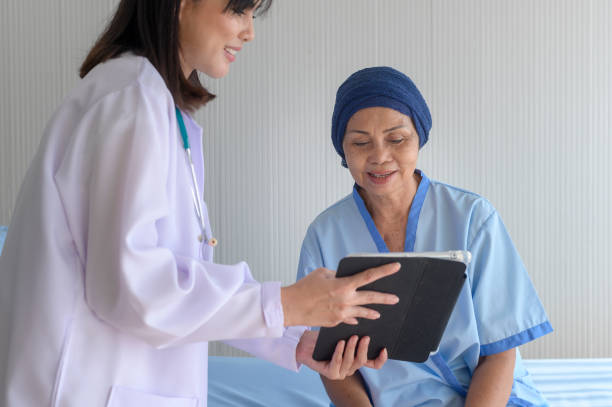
[
  {"xmin": 39, "ymin": 54, "xmax": 179, "ymax": 180},
  {"xmin": 46, "ymin": 54, "xmax": 178, "ymax": 156},
  {"xmin": 72, "ymin": 54, "xmax": 175, "ymax": 120}
]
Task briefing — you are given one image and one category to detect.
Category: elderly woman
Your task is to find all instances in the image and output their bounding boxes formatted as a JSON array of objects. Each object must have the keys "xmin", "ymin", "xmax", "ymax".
[{"xmin": 296, "ymin": 67, "xmax": 553, "ymax": 407}]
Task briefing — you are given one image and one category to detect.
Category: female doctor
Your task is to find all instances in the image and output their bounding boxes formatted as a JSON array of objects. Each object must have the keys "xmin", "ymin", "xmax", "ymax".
[{"xmin": 0, "ymin": 0, "xmax": 401, "ymax": 406}]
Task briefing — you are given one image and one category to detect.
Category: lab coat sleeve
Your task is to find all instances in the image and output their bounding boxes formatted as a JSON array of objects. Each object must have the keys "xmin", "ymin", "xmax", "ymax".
[
  {"xmin": 467, "ymin": 208, "xmax": 553, "ymax": 356},
  {"xmin": 223, "ymin": 325, "xmax": 308, "ymax": 371},
  {"xmin": 58, "ymin": 82, "xmax": 284, "ymax": 348},
  {"xmin": 219, "ymin": 227, "xmax": 320, "ymax": 371}
]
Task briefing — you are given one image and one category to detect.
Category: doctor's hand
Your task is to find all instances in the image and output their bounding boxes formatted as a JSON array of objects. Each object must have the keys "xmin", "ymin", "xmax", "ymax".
[
  {"xmin": 296, "ymin": 330, "xmax": 388, "ymax": 380},
  {"xmin": 281, "ymin": 262, "xmax": 400, "ymax": 328}
]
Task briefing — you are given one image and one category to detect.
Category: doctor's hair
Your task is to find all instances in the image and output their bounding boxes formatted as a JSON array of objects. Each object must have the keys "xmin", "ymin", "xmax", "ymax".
[
  {"xmin": 226, "ymin": 0, "xmax": 272, "ymax": 15},
  {"xmin": 79, "ymin": 0, "xmax": 272, "ymax": 113}
]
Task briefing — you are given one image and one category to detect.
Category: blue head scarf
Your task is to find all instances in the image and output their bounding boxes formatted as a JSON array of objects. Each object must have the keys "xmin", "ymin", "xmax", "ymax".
[{"xmin": 331, "ymin": 67, "xmax": 432, "ymax": 167}]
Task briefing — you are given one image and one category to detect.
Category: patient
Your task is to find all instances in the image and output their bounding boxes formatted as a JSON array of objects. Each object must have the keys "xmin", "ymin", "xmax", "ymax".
[{"xmin": 296, "ymin": 67, "xmax": 553, "ymax": 407}]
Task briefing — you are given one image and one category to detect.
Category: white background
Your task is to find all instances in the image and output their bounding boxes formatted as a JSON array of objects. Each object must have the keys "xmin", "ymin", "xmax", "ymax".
[{"xmin": 1, "ymin": 0, "xmax": 610, "ymax": 359}]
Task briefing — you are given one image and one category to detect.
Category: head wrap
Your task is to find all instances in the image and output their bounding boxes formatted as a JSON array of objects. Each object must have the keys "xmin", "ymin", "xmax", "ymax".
[{"xmin": 331, "ymin": 66, "xmax": 432, "ymax": 167}]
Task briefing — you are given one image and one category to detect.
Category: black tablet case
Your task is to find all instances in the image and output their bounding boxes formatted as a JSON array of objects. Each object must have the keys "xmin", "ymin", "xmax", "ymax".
[{"xmin": 312, "ymin": 255, "xmax": 467, "ymax": 363}]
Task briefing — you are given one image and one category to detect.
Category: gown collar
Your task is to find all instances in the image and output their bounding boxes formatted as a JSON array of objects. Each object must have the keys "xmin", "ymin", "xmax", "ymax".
[{"xmin": 352, "ymin": 169, "xmax": 430, "ymax": 253}]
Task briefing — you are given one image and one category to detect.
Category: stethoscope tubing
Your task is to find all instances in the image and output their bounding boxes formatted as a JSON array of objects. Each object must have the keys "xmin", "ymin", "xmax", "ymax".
[{"xmin": 175, "ymin": 107, "xmax": 217, "ymax": 247}]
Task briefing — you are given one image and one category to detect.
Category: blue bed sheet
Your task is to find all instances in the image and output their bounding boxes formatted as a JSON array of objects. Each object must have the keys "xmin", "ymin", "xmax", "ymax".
[
  {"xmin": 524, "ymin": 358, "xmax": 612, "ymax": 407},
  {"xmin": 209, "ymin": 356, "xmax": 612, "ymax": 407},
  {"xmin": 0, "ymin": 225, "xmax": 7, "ymax": 255},
  {"xmin": 208, "ymin": 356, "xmax": 328, "ymax": 407}
]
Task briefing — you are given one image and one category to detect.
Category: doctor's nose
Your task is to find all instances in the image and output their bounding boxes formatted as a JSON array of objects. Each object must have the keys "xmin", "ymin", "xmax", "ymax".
[{"xmin": 240, "ymin": 17, "xmax": 255, "ymax": 43}]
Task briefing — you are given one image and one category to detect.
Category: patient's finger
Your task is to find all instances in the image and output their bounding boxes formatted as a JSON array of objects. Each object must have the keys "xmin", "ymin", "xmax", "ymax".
[{"xmin": 347, "ymin": 263, "xmax": 400, "ymax": 289}]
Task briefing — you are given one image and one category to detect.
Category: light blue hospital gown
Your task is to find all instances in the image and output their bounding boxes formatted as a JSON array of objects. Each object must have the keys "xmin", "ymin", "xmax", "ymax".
[{"xmin": 297, "ymin": 170, "xmax": 552, "ymax": 407}]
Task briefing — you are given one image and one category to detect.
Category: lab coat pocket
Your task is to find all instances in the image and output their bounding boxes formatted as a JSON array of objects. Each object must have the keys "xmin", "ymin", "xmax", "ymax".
[{"xmin": 106, "ymin": 386, "xmax": 198, "ymax": 407}]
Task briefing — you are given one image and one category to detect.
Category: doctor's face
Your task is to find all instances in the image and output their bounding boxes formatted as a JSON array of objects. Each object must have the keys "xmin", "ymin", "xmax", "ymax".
[
  {"xmin": 179, "ymin": 0, "xmax": 256, "ymax": 79},
  {"xmin": 342, "ymin": 107, "xmax": 420, "ymax": 199}
]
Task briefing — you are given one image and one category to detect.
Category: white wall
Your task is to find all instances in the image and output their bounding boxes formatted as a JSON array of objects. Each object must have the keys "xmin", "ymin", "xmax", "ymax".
[{"xmin": 1, "ymin": 0, "xmax": 610, "ymax": 359}]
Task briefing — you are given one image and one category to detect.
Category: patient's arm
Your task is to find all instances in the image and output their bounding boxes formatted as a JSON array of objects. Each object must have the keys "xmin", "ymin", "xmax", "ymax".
[
  {"xmin": 465, "ymin": 347, "xmax": 516, "ymax": 407},
  {"xmin": 321, "ymin": 370, "xmax": 372, "ymax": 407}
]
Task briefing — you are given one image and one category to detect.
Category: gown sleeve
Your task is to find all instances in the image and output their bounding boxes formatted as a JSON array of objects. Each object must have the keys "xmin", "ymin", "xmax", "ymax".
[
  {"xmin": 57, "ymin": 81, "xmax": 285, "ymax": 349},
  {"xmin": 467, "ymin": 207, "xmax": 553, "ymax": 356},
  {"xmin": 296, "ymin": 226, "xmax": 324, "ymax": 281}
]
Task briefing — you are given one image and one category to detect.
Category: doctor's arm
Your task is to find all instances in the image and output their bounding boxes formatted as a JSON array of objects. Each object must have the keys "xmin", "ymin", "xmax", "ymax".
[
  {"xmin": 223, "ymin": 263, "xmax": 399, "ymax": 373},
  {"xmin": 465, "ymin": 347, "xmax": 515, "ymax": 407},
  {"xmin": 77, "ymin": 88, "xmax": 292, "ymax": 347}
]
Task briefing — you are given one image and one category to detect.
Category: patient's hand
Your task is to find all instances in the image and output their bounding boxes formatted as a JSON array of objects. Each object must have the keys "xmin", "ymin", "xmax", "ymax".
[{"xmin": 296, "ymin": 330, "xmax": 387, "ymax": 380}]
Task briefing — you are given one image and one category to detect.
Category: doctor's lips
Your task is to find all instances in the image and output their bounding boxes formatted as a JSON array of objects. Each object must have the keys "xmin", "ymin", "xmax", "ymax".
[{"xmin": 224, "ymin": 46, "xmax": 241, "ymax": 62}]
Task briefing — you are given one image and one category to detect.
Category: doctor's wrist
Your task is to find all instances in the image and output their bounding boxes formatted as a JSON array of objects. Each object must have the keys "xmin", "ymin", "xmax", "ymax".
[{"xmin": 280, "ymin": 285, "xmax": 298, "ymax": 327}]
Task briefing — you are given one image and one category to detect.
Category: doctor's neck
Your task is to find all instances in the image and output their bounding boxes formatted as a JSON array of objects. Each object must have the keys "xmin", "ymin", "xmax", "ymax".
[{"xmin": 178, "ymin": 53, "xmax": 195, "ymax": 83}]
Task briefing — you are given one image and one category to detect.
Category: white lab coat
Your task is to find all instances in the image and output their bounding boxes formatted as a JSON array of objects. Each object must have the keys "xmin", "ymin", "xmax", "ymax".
[{"xmin": 0, "ymin": 54, "xmax": 304, "ymax": 407}]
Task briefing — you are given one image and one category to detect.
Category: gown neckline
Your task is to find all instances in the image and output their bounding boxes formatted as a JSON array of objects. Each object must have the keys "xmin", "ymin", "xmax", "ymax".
[{"xmin": 352, "ymin": 169, "xmax": 430, "ymax": 253}]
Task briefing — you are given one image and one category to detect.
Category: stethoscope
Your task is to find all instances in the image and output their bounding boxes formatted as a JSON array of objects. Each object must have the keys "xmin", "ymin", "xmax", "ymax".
[{"xmin": 175, "ymin": 107, "xmax": 217, "ymax": 247}]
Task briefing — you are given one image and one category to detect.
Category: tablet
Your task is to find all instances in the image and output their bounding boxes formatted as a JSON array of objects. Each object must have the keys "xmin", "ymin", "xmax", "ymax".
[{"xmin": 313, "ymin": 251, "xmax": 470, "ymax": 363}]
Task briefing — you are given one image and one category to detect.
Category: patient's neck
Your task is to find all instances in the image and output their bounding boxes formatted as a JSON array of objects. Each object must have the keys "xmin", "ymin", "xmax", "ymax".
[
  {"xmin": 360, "ymin": 173, "xmax": 420, "ymax": 221},
  {"xmin": 360, "ymin": 173, "xmax": 420, "ymax": 251}
]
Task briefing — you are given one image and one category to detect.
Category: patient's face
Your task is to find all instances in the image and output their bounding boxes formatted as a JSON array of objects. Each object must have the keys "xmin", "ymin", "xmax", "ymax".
[{"xmin": 343, "ymin": 107, "xmax": 420, "ymax": 199}]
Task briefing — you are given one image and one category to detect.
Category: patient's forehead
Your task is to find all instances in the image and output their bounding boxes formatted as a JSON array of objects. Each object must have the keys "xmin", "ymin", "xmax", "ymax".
[{"xmin": 346, "ymin": 107, "xmax": 416, "ymax": 133}]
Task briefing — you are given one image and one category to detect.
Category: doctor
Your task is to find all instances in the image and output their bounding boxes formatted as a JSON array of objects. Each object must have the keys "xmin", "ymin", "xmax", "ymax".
[{"xmin": 0, "ymin": 1, "xmax": 400, "ymax": 406}]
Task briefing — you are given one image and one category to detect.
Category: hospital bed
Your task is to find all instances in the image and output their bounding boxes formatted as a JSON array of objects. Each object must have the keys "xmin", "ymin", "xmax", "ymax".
[
  {"xmin": 1, "ymin": 226, "xmax": 611, "ymax": 406},
  {"xmin": 208, "ymin": 356, "xmax": 612, "ymax": 406}
]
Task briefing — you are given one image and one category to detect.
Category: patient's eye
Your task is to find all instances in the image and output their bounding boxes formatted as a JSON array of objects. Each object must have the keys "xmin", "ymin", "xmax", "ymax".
[{"xmin": 353, "ymin": 141, "xmax": 370, "ymax": 146}]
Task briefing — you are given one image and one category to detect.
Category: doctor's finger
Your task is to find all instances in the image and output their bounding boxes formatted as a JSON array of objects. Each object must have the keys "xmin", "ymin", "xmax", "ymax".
[
  {"xmin": 348, "ymin": 336, "xmax": 370, "ymax": 375},
  {"xmin": 339, "ymin": 335, "xmax": 359, "ymax": 377},
  {"xmin": 347, "ymin": 262, "xmax": 400, "ymax": 289},
  {"xmin": 353, "ymin": 290, "xmax": 399, "ymax": 306},
  {"xmin": 344, "ymin": 305, "xmax": 381, "ymax": 322},
  {"xmin": 364, "ymin": 348, "xmax": 388, "ymax": 370},
  {"xmin": 327, "ymin": 339, "xmax": 347, "ymax": 379}
]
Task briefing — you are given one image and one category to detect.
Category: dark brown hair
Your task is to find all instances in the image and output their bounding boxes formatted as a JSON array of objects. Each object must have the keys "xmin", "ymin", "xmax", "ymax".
[{"xmin": 80, "ymin": 0, "xmax": 272, "ymax": 112}]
